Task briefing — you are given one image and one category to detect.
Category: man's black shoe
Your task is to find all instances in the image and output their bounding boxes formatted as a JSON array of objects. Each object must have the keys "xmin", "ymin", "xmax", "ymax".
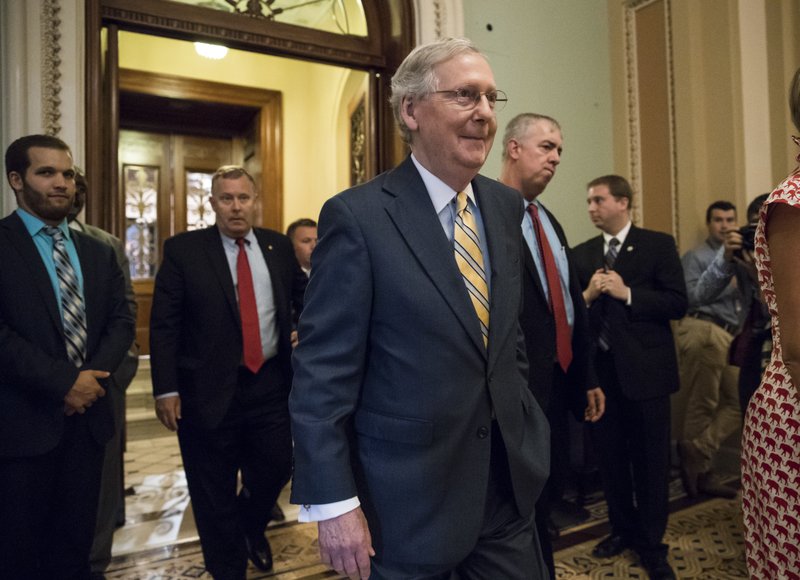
[
  {"xmin": 591, "ymin": 534, "xmax": 630, "ymax": 558},
  {"xmin": 640, "ymin": 554, "xmax": 676, "ymax": 580},
  {"xmin": 245, "ymin": 534, "xmax": 273, "ymax": 571}
]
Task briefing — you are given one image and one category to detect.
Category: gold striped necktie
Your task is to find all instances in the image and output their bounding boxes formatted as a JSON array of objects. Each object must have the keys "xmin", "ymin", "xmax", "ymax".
[{"xmin": 454, "ymin": 191, "xmax": 490, "ymax": 347}]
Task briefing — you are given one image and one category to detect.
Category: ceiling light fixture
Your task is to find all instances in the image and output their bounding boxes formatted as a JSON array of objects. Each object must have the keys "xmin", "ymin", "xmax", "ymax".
[{"xmin": 194, "ymin": 42, "xmax": 229, "ymax": 60}]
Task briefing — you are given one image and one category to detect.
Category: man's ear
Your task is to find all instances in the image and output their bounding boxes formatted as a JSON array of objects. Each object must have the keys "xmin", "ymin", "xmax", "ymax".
[
  {"xmin": 506, "ymin": 139, "xmax": 521, "ymax": 161},
  {"xmin": 400, "ymin": 96, "xmax": 419, "ymax": 132},
  {"xmin": 7, "ymin": 171, "xmax": 23, "ymax": 192}
]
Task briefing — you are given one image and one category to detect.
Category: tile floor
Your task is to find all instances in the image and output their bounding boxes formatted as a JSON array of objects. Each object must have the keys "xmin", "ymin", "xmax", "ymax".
[{"xmin": 115, "ymin": 435, "xmax": 298, "ymax": 558}]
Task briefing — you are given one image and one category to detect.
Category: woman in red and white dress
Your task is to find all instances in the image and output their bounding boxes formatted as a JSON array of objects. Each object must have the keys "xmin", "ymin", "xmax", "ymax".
[{"xmin": 741, "ymin": 66, "xmax": 800, "ymax": 580}]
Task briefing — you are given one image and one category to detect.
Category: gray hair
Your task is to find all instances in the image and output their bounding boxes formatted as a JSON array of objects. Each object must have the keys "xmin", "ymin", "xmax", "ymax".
[
  {"xmin": 211, "ymin": 165, "xmax": 256, "ymax": 193},
  {"xmin": 390, "ymin": 37, "xmax": 485, "ymax": 145},
  {"xmin": 501, "ymin": 114, "xmax": 561, "ymax": 161}
]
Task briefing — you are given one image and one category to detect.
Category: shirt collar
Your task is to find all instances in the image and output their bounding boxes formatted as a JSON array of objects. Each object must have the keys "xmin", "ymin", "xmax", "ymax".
[
  {"xmin": 16, "ymin": 208, "xmax": 70, "ymax": 239},
  {"xmin": 603, "ymin": 220, "xmax": 632, "ymax": 246},
  {"xmin": 218, "ymin": 226, "xmax": 257, "ymax": 248},
  {"xmin": 411, "ymin": 154, "xmax": 476, "ymax": 213}
]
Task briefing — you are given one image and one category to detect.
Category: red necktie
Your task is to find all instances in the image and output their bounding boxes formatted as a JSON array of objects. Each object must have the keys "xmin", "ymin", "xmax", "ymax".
[
  {"xmin": 527, "ymin": 203, "xmax": 573, "ymax": 372},
  {"xmin": 236, "ymin": 238, "xmax": 264, "ymax": 373}
]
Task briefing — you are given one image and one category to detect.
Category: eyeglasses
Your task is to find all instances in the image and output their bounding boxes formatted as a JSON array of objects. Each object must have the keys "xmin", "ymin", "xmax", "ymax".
[{"xmin": 433, "ymin": 88, "xmax": 508, "ymax": 112}]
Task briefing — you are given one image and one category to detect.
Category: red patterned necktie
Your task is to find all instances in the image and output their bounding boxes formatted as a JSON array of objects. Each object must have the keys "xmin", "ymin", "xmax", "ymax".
[
  {"xmin": 235, "ymin": 238, "xmax": 264, "ymax": 373},
  {"xmin": 527, "ymin": 203, "xmax": 573, "ymax": 372}
]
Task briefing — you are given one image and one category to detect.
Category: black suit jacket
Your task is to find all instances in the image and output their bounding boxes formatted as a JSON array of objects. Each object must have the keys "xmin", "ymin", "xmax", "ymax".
[
  {"xmin": 0, "ymin": 212, "xmax": 135, "ymax": 457},
  {"xmin": 150, "ymin": 225, "xmax": 305, "ymax": 429},
  {"xmin": 290, "ymin": 157, "xmax": 550, "ymax": 565},
  {"xmin": 520, "ymin": 203, "xmax": 596, "ymax": 415},
  {"xmin": 572, "ymin": 225, "xmax": 687, "ymax": 400}
]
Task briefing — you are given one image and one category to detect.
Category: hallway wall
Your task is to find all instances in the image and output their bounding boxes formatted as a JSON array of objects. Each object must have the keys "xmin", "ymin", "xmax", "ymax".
[{"xmin": 463, "ymin": 0, "xmax": 614, "ymax": 247}]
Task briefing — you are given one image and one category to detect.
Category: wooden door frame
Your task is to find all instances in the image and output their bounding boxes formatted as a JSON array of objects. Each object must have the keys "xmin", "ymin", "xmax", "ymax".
[
  {"xmin": 119, "ymin": 69, "xmax": 283, "ymax": 231},
  {"xmin": 85, "ymin": 0, "xmax": 414, "ymax": 234}
]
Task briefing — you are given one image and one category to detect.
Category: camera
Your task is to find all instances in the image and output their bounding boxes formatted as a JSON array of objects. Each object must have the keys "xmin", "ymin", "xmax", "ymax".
[{"xmin": 734, "ymin": 224, "xmax": 757, "ymax": 258}]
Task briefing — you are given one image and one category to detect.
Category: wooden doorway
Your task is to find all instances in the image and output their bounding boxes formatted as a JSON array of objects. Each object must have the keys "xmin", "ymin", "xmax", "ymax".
[
  {"xmin": 85, "ymin": 0, "xmax": 415, "ymax": 234},
  {"xmin": 118, "ymin": 70, "xmax": 282, "ymax": 353}
]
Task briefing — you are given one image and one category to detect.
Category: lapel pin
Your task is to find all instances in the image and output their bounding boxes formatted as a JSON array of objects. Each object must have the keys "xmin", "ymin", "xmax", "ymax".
[
  {"xmin": 626, "ymin": 245, "xmax": 634, "ymax": 252},
  {"xmin": 268, "ymin": 245, "xmax": 273, "ymax": 251}
]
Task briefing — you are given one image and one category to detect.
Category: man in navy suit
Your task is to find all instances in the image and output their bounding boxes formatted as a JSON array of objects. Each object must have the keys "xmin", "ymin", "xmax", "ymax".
[
  {"xmin": 150, "ymin": 166, "xmax": 305, "ymax": 579},
  {"xmin": 499, "ymin": 113, "xmax": 604, "ymax": 579},
  {"xmin": 0, "ymin": 134, "xmax": 135, "ymax": 579},
  {"xmin": 290, "ymin": 38, "xmax": 550, "ymax": 579},
  {"xmin": 572, "ymin": 175, "xmax": 687, "ymax": 580}
]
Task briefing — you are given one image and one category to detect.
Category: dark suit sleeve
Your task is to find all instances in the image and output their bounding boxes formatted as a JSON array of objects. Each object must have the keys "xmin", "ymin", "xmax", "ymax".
[
  {"xmin": 149, "ymin": 238, "xmax": 186, "ymax": 396},
  {"xmin": 628, "ymin": 234, "xmax": 688, "ymax": 322},
  {"xmin": 289, "ymin": 195, "xmax": 372, "ymax": 504},
  {"xmin": 0, "ymin": 304, "xmax": 79, "ymax": 401}
]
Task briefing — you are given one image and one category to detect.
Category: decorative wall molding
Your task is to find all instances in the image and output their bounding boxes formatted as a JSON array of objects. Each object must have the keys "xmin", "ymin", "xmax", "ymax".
[
  {"xmin": 623, "ymin": 0, "xmax": 678, "ymax": 241},
  {"xmin": 41, "ymin": 0, "xmax": 63, "ymax": 136},
  {"xmin": 414, "ymin": 0, "xmax": 463, "ymax": 44},
  {"xmin": 100, "ymin": 5, "xmax": 383, "ymax": 68}
]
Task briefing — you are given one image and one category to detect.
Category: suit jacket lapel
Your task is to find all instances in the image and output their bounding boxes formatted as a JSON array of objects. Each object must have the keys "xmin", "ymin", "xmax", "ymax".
[
  {"xmin": 254, "ymin": 229, "xmax": 288, "ymax": 327},
  {"xmin": 382, "ymin": 158, "xmax": 486, "ymax": 356},
  {"xmin": 613, "ymin": 225, "xmax": 639, "ymax": 274},
  {"xmin": 203, "ymin": 226, "xmax": 240, "ymax": 324},
  {"xmin": 523, "ymin": 242, "xmax": 548, "ymax": 303},
  {"xmin": 3, "ymin": 213, "xmax": 63, "ymax": 335},
  {"xmin": 73, "ymin": 232, "xmax": 97, "ymax": 343},
  {"xmin": 476, "ymin": 177, "xmax": 518, "ymax": 369}
]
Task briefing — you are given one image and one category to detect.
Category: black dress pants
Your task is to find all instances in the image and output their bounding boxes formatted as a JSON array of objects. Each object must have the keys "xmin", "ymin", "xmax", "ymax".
[
  {"xmin": 0, "ymin": 414, "xmax": 105, "ymax": 580},
  {"xmin": 369, "ymin": 422, "xmax": 548, "ymax": 580},
  {"xmin": 178, "ymin": 360, "xmax": 293, "ymax": 580},
  {"xmin": 593, "ymin": 351, "xmax": 671, "ymax": 558}
]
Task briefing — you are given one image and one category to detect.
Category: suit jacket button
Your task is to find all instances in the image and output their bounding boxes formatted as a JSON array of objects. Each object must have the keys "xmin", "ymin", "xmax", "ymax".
[{"xmin": 477, "ymin": 426, "xmax": 489, "ymax": 439}]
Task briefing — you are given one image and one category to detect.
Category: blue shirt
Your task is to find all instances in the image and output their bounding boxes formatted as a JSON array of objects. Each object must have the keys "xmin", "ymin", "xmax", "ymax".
[
  {"xmin": 521, "ymin": 199, "xmax": 574, "ymax": 328},
  {"xmin": 411, "ymin": 154, "xmax": 492, "ymax": 293},
  {"xmin": 16, "ymin": 208, "xmax": 85, "ymax": 324},
  {"xmin": 682, "ymin": 237, "xmax": 743, "ymax": 329}
]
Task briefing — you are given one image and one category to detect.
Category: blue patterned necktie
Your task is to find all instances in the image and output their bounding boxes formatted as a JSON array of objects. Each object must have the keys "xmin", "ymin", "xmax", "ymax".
[
  {"xmin": 44, "ymin": 226, "xmax": 87, "ymax": 367},
  {"xmin": 598, "ymin": 237, "xmax": 620, "ymax": 352}
]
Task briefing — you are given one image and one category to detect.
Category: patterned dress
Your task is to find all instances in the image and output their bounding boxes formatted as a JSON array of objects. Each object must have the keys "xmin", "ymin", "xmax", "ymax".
[{"xmin": 741, "ymin": 169, "xmax": 800, "ymax": 579}]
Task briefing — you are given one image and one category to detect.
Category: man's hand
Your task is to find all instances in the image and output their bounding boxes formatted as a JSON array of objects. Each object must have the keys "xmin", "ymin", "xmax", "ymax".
[
  {"xmin": 583, "ymin": 269, "xmax": 606, "ymax": 305},
  {"xmin": 600, "ymin": 270, "xmax": 629, "ymax": 302},
  {"xmin": 291, "ymin": 329, "xmax": 299, "ymax": 349},
  {"xmin": 318, "ymin": 507, "xmax": 375, "ymax": 579},
  {"xmin": 722, "ymin": 229, "xmax": 743, "ymax": 262},
  {"xmin": 63, "ymin": 370, "xmax": 109, "ymax": 415},
  {"xmin": 155, "ymin": 395, "xmax": 182, "ymax": 432},
  {"xmin": 584, "ymin": 387, "xmax": 606, "ymax": 422}
]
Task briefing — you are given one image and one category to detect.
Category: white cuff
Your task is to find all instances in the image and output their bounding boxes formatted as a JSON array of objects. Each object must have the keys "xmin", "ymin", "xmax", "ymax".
[
  {"xmin": 155, "ymin": 392, "xmax": 179, "ymax": 399},
  {"xmin": 296, "ymin": 497, "xmax": 361, "ymax": 522}
]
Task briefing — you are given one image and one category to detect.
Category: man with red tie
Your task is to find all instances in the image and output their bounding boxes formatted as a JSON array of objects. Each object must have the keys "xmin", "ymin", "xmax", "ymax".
[
  {"xmin": 150, "ymin": 166, "xmax": 306, "ymax": 580},
  {"xmin": 499, "ymin": 113, "xmax": 605, "ymax": 579}
]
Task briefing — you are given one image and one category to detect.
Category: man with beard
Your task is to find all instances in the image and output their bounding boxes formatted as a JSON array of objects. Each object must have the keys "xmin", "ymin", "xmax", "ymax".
[{"xmin": 0, "ymin": 134, "xmax": 135, "ymax": 579}]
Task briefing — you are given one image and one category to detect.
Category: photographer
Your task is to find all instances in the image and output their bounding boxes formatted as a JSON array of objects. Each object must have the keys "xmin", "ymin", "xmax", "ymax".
[
  {"xmin": 729, "ymin": 194, "xmax": 771, "ymax": 413},
  {"xmin": 675, "ymin": 201, "xmax": 749, "ymax": 499}
]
